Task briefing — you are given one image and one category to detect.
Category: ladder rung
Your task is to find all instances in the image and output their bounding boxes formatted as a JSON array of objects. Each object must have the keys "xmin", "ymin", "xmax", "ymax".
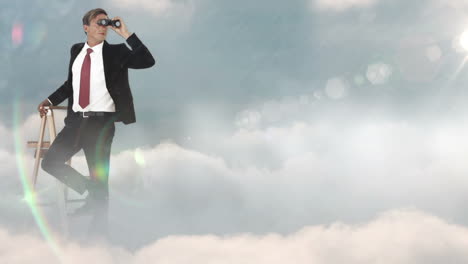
[{"xmin": 27, "ymin": 141, "xmax": 51, "ymax": 148}]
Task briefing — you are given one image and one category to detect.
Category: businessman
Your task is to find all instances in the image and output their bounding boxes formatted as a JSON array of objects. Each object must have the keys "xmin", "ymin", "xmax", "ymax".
[{"xmin": 38, "ymin": 8, "xmax": 155, "ymax": 217}]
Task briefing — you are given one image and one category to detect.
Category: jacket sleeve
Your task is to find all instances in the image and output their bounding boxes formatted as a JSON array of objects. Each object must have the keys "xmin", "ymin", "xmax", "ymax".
[
  {"xmin": 47, "ymin": 45, "xmax": 76, "ymax": 105},
  {"xmin": 121, "ymin": 33, "xmax": 156, "ymax": 69},
  {"xmin": 47, "ymin": 80, "xmax": 71, "ymax": 106}
]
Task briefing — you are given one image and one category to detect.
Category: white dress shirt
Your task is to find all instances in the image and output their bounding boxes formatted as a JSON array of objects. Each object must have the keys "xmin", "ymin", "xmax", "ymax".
[{"xmin": 69, "ymin": 41, "xmax": 115, "ymax": 112}]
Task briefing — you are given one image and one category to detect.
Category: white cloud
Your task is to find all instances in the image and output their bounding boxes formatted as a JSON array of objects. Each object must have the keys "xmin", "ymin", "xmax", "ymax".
[
  {"xmin": 0, "ymin": 121, "xmax": 13, "ymax": 151},
  {"xmin": 107, "ymin": 0, "xmax": 194, "ymax": 17},
  {"xmin": 2, "ymin": 209, "xmax": 468, "ymax": 263},
  {"xmin": 235, "ymin": 110, "xmax": 262, "ymax": 130},
  {"xmin": 109, "ymin": 142, "xmax": 234, "ymax": 192},
  {"xmin": 5, "ymin": 104, "xmax": 468, "ymax": 246},
  {"xmin": 430, "ymin": 0, "xmax": 468, "ymax": 9},
  {"xmin": 312, "ymin": 0, "xmax": 377, "ymax": 12}
]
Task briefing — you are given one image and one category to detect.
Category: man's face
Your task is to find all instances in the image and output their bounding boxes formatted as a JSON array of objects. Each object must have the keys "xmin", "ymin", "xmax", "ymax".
[{"xmin": 84, "ymin": 13, "xmax": 109, "ymax": 43}]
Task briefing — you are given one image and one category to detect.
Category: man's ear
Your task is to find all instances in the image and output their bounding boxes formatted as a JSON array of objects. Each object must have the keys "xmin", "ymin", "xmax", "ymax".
[{"xmin": 83, "ymin": 24, "xmax": 88, "ymax": 34}]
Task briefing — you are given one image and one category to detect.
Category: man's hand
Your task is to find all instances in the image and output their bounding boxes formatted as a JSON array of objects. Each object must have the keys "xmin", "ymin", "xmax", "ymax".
[
  {"xmin": 37, "ymin": 99, "xmax": 51, "ymax": 118},
  {"xmin": 109, "ymin": 16, "xmax": 132, "ymax": 39}
]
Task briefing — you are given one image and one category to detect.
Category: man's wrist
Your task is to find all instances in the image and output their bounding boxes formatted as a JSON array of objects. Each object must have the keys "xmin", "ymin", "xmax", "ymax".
[{"xmin": 123, "ymin": 31, "xmax": 133, "ymax": 39}]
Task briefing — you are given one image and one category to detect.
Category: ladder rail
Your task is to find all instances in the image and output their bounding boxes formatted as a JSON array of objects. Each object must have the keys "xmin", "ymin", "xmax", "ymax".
[{"xmin": 32, "ymin": 115, "xmax": 47, "ymax": 187}]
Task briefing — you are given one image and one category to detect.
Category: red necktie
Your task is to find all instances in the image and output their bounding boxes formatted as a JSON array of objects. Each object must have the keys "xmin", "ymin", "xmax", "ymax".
[{"xmin": 79, "ymin": 48, "xmax": 93, "ymax": 108}]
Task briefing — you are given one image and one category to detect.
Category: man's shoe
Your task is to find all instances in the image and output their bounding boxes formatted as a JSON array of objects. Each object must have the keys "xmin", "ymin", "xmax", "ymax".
[
  {"xmin": 69, "ymin": 178, "xmax": 108, "ymax": 216},
  {"xmin": 69, "ymin": 195, "xmax": 98, "ymax": 216}
]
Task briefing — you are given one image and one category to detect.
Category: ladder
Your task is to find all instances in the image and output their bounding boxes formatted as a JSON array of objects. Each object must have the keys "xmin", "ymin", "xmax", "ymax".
[{"xmin": 27, "ymin": 106, "xmax": 84, "ymax": 236}]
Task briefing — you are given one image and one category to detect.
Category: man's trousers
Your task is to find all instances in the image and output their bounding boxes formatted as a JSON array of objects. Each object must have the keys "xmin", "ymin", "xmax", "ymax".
[{"xmin": 41, "ymin": 114, "xmax": 116, "ymax": 199}]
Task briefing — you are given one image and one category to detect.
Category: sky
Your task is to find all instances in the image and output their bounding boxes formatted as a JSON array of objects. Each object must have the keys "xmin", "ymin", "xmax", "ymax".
[{"xmin": 3, "ymin": 0, "xmax": 468, "ymax": 262}]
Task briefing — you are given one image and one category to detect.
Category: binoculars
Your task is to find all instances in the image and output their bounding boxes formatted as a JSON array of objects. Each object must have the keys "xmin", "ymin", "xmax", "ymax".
[{"xmin": 97, "ymin": 19, "xmax": 121, "ymax": 28}]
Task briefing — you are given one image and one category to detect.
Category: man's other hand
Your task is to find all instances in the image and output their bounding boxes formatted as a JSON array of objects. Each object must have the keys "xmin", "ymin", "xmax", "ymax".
[{"xmin": 37, "ymin": 99, "xmax": 51, "ymax": 118}]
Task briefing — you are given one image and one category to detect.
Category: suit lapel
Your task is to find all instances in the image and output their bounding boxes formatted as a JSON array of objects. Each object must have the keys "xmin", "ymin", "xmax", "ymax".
[
  {"xmin": 103, "ymin": 40, "xmax": 117, "ymax": 91},
  {"xmin": 68, "ymin": 43, "xmax": 84, "ymax": 102},
  {"xmin": 70, "ymin": 43, "xmax": 84, "ymax": 72}
]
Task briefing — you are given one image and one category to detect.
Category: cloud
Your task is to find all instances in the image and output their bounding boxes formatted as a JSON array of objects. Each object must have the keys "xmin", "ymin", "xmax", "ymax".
[
  {"xmin": 311, "ymin": 0, "xmax": 378, "ymax": 12},
  {"xmin": 0, "ymin": 121, "xmax": 13, "ymax": 151},
  {"xmin": 2, "ymin": 209, "xmax": 468, "ymax": 263},
  {"xmin": 5, "ymin": 103, "xmax": 468, "ymax": 247},
  {"xmin": 429, "ymin": 0, "xmax": 468, "ymax": 9},
  {"xmin": 0, "ymin": 227, "xmax": 132, "ymax": 264},
  {"xmin": 107, "ymin": 0, "xmax": 194, "ymax": 17}
]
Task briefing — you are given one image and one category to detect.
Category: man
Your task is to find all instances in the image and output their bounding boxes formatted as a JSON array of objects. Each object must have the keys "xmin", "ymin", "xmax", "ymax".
[{"xmin": 38, "ymin": 8, "xmax": 155, "ymax": 217}]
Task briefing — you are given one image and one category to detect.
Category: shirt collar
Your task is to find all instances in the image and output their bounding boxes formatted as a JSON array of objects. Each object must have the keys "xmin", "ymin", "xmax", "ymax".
[{"xmin": 83, "ymin": 41, "xmax": 104, "ymax": 55}]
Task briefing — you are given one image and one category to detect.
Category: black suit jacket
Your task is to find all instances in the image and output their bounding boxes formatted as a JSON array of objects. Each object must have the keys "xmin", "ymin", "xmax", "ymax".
[{"xmin": 47, "ymin": 33, "xmax": 155, "ymax": 125}]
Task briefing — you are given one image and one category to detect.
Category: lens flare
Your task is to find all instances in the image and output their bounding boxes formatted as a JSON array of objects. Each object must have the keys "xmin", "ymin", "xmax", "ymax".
[
  {"xmin": 12, "ymin": 99, "xmax": 62, "ymax": 260},
  {"xmin": 366, "ymin": 62, "xmax": 393, "ymax": 85},
  {"xmin": 93, "ymin": 116, "xmax": 119, "ymax": 182},
  {"xmin": 325, "ymin": 77, "xmax": 348, "ymax": 99},
  {"xmin": 25, "ymin": 21, "xmax": 48, "ymax": 51},
  {"xmin": 11, "ymin": 23, "xmax": 23, "ymax": 46},
  {"xmin": 134, "ymin": 148, "xmax": 146, "ymax": 167},
  {"xmin": 460, "ymin": 30, "xmax": 468, "ymax": 51}
]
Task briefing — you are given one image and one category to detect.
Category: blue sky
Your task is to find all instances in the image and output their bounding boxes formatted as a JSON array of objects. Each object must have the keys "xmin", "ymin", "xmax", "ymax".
[
  {"xmin": 2, "ymin": 0, "xmax": 468, "ymax": 152},
  {"xmin": 3, "ymin": 0, "xmax": 468, "ymax": 262}
]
